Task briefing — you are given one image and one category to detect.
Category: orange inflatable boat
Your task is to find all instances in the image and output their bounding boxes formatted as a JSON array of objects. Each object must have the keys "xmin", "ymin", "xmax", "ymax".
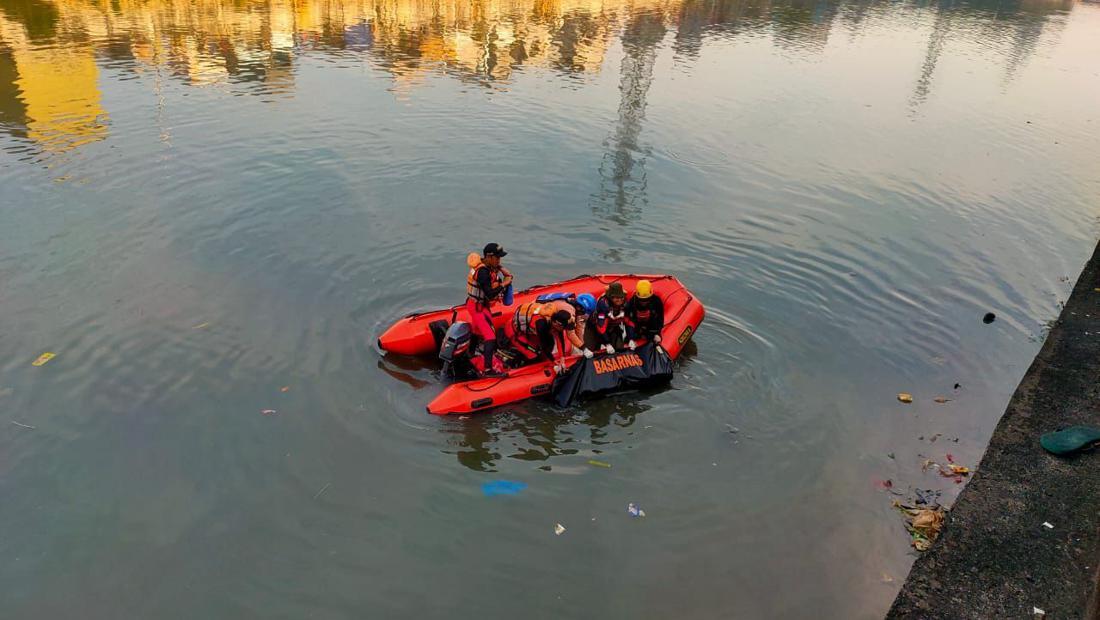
[{"xmin": 378, "ymin": 274, "xmax": 704, "ymax": 415}]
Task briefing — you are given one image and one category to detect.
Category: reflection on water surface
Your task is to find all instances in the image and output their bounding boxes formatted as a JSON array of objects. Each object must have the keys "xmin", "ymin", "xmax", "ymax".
[
  {"xmin": 0, "ymin": 0, "xmax": 1078, "ymax": 159},
  {"xmin": 1, "ymin": 0, "xmax": 1098, "ymax": 617}
]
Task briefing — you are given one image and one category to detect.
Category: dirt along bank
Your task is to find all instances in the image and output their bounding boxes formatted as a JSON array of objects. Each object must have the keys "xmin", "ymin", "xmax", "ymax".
[{"xmin": 888, "ymin": 241, "xmax": 1100, "ymax": 618}]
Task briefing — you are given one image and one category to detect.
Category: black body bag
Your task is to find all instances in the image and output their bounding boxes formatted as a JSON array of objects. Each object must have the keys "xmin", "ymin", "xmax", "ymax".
[{"xmin": 551, "ymin": 343, "xmax": 673, "ymax": 407}]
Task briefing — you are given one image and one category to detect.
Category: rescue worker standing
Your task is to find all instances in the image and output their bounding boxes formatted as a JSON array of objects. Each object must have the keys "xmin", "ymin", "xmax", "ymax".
[
  {"xmin": 626, "ymin": 279, "xmax": 664, "ymax": 344},
  {"xmin": 586, "ymin": 282, "xmax": 634, "ymax": 353},
  {"xmin": 466, "ymin": 243, "xmax": 512, "ymax": 377}
]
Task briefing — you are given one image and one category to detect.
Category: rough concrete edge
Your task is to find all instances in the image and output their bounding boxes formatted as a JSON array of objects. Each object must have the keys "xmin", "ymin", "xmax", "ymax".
[
  {"xmin": 886, "ymin": 239, "xmax": 1100, "ymax": 619},
  {"xmin": 1086, "ymin": 559, "xmax": 1100, "ymax": 620}
]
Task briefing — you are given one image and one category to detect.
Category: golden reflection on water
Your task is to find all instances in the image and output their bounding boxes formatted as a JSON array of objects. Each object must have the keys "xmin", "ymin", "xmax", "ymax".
[
  {"xmin": 0, "ymin": 0, "xmax": 1079, "ymax": 157},
  {"xmin": 0, "ymin": 0, "xmax": 678, "ymax": 155},
  {"xmin": 0, "ymin": 0, "xmax": 670, "ymax": 97},
  {"xmin": 0, "ymin": 13, "xmax": 106, "ymax": 154}
]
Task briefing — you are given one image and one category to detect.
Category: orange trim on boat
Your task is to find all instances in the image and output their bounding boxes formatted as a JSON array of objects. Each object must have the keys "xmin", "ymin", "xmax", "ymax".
[{"xmin": 377, "ymin": 274, "xmax": 704, "ymax": 414}]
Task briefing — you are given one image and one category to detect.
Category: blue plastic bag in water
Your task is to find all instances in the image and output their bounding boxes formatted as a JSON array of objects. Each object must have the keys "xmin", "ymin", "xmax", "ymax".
[
  {"xmin": 503, "ymin": 284, "xmax": 514, "ymax": 306},
  {"xmin": 482, "ymin": 480, "xmax": 527, "ymax": 497}
]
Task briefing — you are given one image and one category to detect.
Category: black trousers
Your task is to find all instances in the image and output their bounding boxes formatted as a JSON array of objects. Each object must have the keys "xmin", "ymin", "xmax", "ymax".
[{"xmin": 584, "ymin": 320, "xmax": 627, "ymax": 350}]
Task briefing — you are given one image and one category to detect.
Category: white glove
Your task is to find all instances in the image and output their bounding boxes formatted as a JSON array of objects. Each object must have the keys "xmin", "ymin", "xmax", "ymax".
[
  {"xmin": 627, "ymin": 340, "xmax": 636, "ymax": 351},
  {"xmin": 555, "ymin": 361, "xmax": 567, "ymax": 374},
  {"xmin": 653, "ymin": 334, "xmax": 662, "ymax": 344},
  {"xmin": 603, "ymin": 344, "xmax": 615, "ymax": 354},
  {"xmin": 582, "ymin": 348, "xmax": 594, "ymax": 359}
]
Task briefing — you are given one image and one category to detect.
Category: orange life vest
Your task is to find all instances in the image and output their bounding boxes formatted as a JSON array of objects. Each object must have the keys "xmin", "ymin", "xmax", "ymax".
[
  {"xmin": 511, "ymin": 302, "xmax": 548, "ymax": 339},
  {"xmin": 511, "ymin": 302, "xmax": 567, "ymax": 358},
  {"xmin": 466, "ymin": 256, "xmax": 504, "ymax": 305}
]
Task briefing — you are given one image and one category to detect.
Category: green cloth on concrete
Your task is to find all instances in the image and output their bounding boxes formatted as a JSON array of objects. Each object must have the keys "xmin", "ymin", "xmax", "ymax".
[{"xmin": 1041, "ymin": 426, "xmax": 1100, "ymax": 456}]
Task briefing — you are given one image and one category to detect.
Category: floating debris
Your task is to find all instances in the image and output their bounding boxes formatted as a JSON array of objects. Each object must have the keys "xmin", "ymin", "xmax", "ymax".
[
  {"xmin": 1042, "ymin": 522, "xmax": 1054, "ymax": 529},
  {"xmin": 482, "ymin": 480, "xmax": 528, "ymax": 497},
  {"xmin": 587, "ymin": 459, "xmax": 612, "ymax": 468},
  {"xmin": 554, "ymin": 523, "xmax": 566, "ymax": 535},
  {"xmin": 191, "ymin": 322, "xmax": 210, "ymax": 330},
  {"xmin": 10, "ymin": 420, "xmax": 35, "ymax": 430},
  {"xmin": 893, "ymin": 500, "xmax": 946, "ymax": 552},
  {"xmin": 897, "ymin": 393, "xmax": 914, "ymax": 404},
  {"xmin": 914, "ymin": 488, "xmax": 942, "ymax": 506},
  {"xmin": 921, "ymin": 456, "xmax": 971, "ymax": 482},
  {"xmin": 280, "ymin": 386, "xmax": 290, "ymax": 392},
  {"xmin": 31, "ymin": 352, "xmax": 56, "ymax": 367},
  {"xmin": 261, "ymin": 409, "xmax": 277, "ymax": 415},
  {"xmin": 933, "ymin": 397, "xmax": 952, "ymax": 404},
  {"xmin": 627, "ymin": 503, "xmax": 646, "ymax": 518},
  {"xmin": 983, "ymin": 312, "xmax": 996, "ymax": 324}
]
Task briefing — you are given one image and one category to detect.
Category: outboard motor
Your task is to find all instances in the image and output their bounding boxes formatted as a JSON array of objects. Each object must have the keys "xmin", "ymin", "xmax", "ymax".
[{"xmin": 439, "ymin": 321, "xmax": 473, "ymax": 377}]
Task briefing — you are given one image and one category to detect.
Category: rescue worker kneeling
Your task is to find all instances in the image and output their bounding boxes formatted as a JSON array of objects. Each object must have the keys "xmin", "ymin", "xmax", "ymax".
[
  {"xmin": 505, "ymin": 301, "xmax": 593, "ymax": 374},
  {"xmin": 585, "ymin": 281, "xmax": 635, "ymax": 353},
  {"xmin": 626, "ymin": 279, "xmax": 665, "ymax": 344},
  {"xmin": 542, "ymin": 295, "xmax": 595, "ymax": 358}
]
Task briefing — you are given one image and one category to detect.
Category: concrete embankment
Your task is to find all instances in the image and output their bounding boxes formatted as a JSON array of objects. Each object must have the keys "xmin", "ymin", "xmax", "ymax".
[{"xmin": 888, "ymin": 241, "xmax": 1100, "ymax": 618}]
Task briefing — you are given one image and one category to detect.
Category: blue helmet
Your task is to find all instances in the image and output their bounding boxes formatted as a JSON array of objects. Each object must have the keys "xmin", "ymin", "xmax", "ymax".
[{"xmin": 576, "ymin": 293, "xmax": 596, "ymax": 316}]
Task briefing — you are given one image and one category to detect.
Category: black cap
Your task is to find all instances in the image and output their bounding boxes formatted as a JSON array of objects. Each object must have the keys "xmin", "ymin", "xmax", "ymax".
[{"xmin": 483, "ymin": 243, "xmax": 507, "ymax": 257}]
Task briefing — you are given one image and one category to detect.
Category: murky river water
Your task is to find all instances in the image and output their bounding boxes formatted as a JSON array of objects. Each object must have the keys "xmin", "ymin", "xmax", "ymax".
[{"xmin": 2, "ymin": 0, "xmax": 1099, "ymax": 617}]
